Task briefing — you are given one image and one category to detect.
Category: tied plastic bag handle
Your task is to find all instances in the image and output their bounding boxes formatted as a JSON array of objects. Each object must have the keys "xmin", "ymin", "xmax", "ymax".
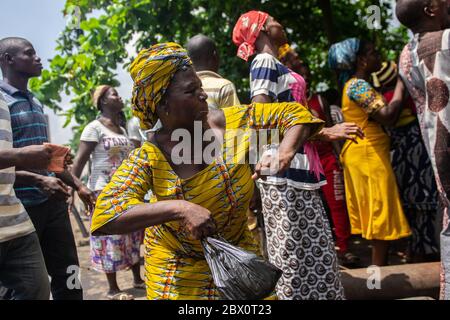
[{"xmin": 202, "ymin": 236, "xmax": 282, "ymax": 300}]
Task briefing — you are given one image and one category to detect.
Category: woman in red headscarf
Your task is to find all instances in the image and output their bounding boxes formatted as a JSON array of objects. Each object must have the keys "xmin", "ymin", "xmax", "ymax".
[{"xmin": 232, "ymin": 11, "xmax": 363, "ymax": 300}]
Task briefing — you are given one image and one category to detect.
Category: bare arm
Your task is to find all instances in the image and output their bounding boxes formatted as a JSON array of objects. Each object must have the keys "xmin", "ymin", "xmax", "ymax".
[
  {"xmin": 95, "ymin": 199, "xmax": 215, "ymax": 240},
  {"xmin": 251, "ymin": 94, "xmax": 273, "ymax": 103},
  {"xmin": 15, "ymin": 170, "xmax": 70, "ymax": 199},
  {"xmin": 252, "ymin": 124, "xmax": 312, "ymax": 180},
  {"xmin": 66, "ymin": 140, "xmax": 98, "ymax": 211},
  {"xmin": 15, "ymin": 170, "xmax": 44, "ymax": 185},
  {"xmin": 72, "ymin": 141, "xmax": 97, "ymax": 178},
  {"xmin": 0, "ymin": 149, "xmax": 26, "ymax": 170},
  {"xmin": 0, "ymin": 145, "xmax": 52, "ymax": 170},
  {"xmin": 56, "ymin": 170, "xmax": 84, "ymax": 191},
  {"xmin": 371, "ymin": 77, "xmax": 405, "ymax": 127}
]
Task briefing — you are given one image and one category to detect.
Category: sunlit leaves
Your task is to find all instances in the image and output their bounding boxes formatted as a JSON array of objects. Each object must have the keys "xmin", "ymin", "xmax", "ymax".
[{"xmin": 33, "ymin": 0, "xmax": 408, "ymax": 149}]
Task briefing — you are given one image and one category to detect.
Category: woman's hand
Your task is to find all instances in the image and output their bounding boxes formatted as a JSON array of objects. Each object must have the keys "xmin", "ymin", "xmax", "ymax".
[
  {"xmin": 178, "ymin": 202, "xmax": 216, "ymax": 240},
  {"xmin": 318, "ymin": 122, "xmax": 364, "ymax": 143},
  {"xmin": 252, "ymin": 148, "xmax": 295, "ymax": 181},
  {"xmin": 76, "ymin": 185, "xmax": 97, "ymax": 214}
]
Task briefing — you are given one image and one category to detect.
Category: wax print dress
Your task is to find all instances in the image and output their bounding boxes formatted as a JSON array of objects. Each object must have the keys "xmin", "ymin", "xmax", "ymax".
[{"xmin": 91, "ymin": 103, "xmax": 329, "ymax": 300}]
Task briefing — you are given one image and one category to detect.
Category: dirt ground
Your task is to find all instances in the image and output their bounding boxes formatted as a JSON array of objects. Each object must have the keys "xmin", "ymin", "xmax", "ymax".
[
  {"xmin": 70, "ymin": 214, "xmax": 146, "ymax": 300},
  {"xmin": 71, "ymin": 211, "xmax": 427, "ymax": 300}
]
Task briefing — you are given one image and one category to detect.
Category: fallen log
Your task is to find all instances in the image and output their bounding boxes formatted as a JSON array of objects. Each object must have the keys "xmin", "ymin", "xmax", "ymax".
[{"xmin": 340, "ymin": 262, "xmax": 440, "ymax": 300}]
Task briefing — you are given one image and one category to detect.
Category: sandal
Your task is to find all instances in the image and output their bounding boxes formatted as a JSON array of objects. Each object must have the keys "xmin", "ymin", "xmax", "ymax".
[{"xmin": 107, "ymin": 292, "xmax": 135, "ymax": 300}]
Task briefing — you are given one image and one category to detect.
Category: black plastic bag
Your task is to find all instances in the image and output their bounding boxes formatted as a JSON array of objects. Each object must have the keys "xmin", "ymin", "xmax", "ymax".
[{"xmin": 201, "ymin": 236, "xmax": 282, "ymax": 300}]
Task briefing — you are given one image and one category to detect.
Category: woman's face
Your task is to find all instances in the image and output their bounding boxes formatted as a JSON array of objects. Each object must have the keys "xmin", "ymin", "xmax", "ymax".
[
  {"xmin": 101, "ymin": 88, "xmax": 124, "ymax": 112},
  {"xmin": 362, "ymin": 42, "xmax": 382, "ymax": 73},
  {"xmin": 161, "ymin": 66, "xmax": 209, "ymax": 130},
  {"xmin": 264, "ymin": 16, "xmax": 288, "ymax": 47}
]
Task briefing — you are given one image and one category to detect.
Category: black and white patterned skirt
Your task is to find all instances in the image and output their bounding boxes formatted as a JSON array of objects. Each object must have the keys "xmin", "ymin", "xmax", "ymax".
[{"xmin": 259, "ymin": 182, "xmax": 345, "ymax": 300}]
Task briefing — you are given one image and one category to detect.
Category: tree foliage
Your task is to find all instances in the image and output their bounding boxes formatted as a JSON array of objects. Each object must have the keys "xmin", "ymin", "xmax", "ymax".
[{"xmin": 30, "ymin": 0, "xmax": 408, "ymax": 147}]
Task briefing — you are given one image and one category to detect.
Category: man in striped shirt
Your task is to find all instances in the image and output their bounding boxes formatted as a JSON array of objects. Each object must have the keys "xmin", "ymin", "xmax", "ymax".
[
  {"xmin": 0, "ymin": 37, "xmax": 95, "ymax": 300},
  {"xmin": 0, "ymin": 91, "xmax": 51, "ymax": 299},
  {"xmin": 186, "ymin": 34, "xmax": 240, "ymax": 110}
]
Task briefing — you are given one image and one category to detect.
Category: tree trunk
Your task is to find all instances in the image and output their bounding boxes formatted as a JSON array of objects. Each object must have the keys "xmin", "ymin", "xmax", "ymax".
[{"xmin": 318, "ymin": 0, "xmax": 337, "ymax": 45}]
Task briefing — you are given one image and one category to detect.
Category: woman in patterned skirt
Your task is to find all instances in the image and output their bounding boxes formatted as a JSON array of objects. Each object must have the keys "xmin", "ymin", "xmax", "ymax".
[
  {"xmin": 232, "ymin": 11, "xmax": 364, "ymax": 299},
  {"xmin": 72, "ymin": 85, "xmax": 144, "ymax": 300}
]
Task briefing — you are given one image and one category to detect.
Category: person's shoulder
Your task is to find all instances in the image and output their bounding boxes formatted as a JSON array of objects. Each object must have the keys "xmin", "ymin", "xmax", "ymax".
[
  {"xmin": 80, "ymin": 119, "xmax": 102, "ymax": 140},
  {"xmin": 85, "ymin": 119, "xmax": 103, "ymax": 130},
  {"xmin": 347, "ymin": 77, "xmax": 371, "ymax": 88},
  {"xmin": 346, "ymin": 78, "xmax": 373, "ymax": 97},
  {"xmin": 0, "ymin": 88, "xmax": 21, "ymax": 107},
  {"xmin": 251, "ymin": 53, "xmax": 278, "ymax": 67},
  {"xmin": 218, "ymin": 77, "xmax": 237, "ymax": 90},
  {"xmin": 200, "ymin": 71, "xmax": 233, "ymax": 87},
  {"xmin": 84, "ymin": 119, "xmax": 107, "ymax": 136}
]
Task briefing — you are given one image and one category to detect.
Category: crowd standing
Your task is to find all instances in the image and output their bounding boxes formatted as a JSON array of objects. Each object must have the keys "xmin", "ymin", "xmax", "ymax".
[{"xmin": 0, "ymin": 0, "xmax": 449, "ymax": 300}]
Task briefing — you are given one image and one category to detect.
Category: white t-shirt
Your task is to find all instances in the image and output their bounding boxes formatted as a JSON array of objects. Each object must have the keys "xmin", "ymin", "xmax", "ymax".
[
  {"xmin": 127, "ymin": 116, "xmax": 147, "ymax": 142},
  {"xmin": 80, "ymin": 120, "xmax": 134, "ymax": 191}
]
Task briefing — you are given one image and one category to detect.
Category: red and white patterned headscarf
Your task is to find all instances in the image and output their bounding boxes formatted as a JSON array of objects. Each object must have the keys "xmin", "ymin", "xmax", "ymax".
[{"xmin": 232, "ymin": 10, "xmax": 269, "ymax": 61}]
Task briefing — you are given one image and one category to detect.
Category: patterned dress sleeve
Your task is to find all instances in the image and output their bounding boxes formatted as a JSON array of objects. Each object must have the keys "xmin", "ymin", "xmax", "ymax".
[
  {"xmin": 224, "ymin": 102, "xmax": 324, "ymax": 136},
  {"xmin": 346, "ymin": 78, "xmax": 386, "ymax": 115},
  {"xmin": 90, "ymin": 147, "xmax": 152, "ymax": 233}
]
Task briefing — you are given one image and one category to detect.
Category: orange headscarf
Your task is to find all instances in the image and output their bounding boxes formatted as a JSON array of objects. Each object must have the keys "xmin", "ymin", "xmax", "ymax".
[{"xmin": 232, "ymin": 10, "xmax": 269, "ymax": 61}]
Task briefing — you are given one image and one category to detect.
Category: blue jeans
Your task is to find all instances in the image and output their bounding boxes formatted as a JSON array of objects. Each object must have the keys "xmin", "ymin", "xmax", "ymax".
[{"xmin": 0, "ymin": 232, "xmax": 50, "ymax": 300}]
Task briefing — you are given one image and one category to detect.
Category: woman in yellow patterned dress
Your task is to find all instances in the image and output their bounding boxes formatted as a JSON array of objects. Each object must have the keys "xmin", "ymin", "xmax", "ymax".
[
  {"xmin": 328, "ymin": 39, "xmax": 411, "ymax": 266},
  {"xmin": 90, "ymin": 42, "xmax": 327, "ymax": 300}
]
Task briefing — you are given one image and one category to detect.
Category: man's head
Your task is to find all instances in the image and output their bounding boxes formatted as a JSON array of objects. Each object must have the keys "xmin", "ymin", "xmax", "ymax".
[
  {"xmin": 0, "ymin": 37, "xmax": 42, "ymax": 78},
  {"xmin": 396, "ymin": 0, "xmax": 450, "ymax": 33},
  {"xmin": 186, "ymin": 34, "xmax": 219, "ymax": 73}
]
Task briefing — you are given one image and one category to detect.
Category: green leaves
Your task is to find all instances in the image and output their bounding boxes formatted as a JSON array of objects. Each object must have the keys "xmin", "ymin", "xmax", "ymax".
[{"xmin": 34, "ymin": 0, "xmax": 408, "ymax": 150}]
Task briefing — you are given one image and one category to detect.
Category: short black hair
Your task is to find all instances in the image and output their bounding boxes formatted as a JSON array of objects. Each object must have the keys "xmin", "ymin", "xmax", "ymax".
[
  {"xmin": 396, "ymin": 0, "xmax": 430, "ymax": 30},
  {"xmin": 0, "ymin": 37, "xmax": 31, "ymax": 60},
  {"xmin": 186, "ymin": 34, "xmax": 217, "ymax": 67}
]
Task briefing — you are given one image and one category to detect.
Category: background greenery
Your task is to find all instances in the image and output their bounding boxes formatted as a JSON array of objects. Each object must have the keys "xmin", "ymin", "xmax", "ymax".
[{"xmin": 29, "ymin": 0, "xmax": 408, "ymax": 148}]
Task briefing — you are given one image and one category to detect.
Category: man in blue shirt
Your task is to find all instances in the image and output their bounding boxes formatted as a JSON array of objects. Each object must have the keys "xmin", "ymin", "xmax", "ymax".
[{"xmin": 0, "ymin": 37, "xmax": 96, "ymax": 300}]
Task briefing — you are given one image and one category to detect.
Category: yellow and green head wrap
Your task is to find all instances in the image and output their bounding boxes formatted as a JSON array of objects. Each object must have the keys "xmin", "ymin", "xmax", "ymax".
[{"xmin": 129, "ymin": 42, "xmax": 192, "ymax": 130}]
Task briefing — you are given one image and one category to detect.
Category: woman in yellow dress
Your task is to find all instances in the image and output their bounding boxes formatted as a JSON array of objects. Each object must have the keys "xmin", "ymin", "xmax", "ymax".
[
  {"xmin": 90, "ymin": 42, "xmax": 328, "ymax": 299},
  {"xmin": 328, "ymin": 38, "xmax": 411, "ymax": 266}
]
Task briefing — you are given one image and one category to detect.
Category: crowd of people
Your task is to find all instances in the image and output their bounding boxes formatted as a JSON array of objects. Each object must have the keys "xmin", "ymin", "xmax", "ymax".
[{"xmin": 0, "ymin": 0, "xmax": 450, "ymax": 300}]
